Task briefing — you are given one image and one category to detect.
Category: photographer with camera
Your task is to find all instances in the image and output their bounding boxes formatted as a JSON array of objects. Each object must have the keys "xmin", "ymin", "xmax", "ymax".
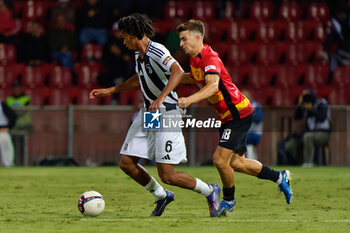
[{"xmin": 284, "ymin": 89, "xmax": 331, "ymax": 167}]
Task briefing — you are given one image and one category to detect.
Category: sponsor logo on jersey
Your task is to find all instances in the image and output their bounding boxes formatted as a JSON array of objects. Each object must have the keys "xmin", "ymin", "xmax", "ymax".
[{"xmin": 204, "ymin": 65, "xmax": 216, "ymax": 72}]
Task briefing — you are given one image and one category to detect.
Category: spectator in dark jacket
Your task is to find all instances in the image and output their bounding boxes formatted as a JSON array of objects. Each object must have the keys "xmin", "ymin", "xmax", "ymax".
[
  {"xmin": 285, "ymin": 89, "xmax": 331, "ymax": 167},
  {"xmin": 49, "ymin": 14, "xmax": 76, "ymax": 70},
  {"xmin": 19, "ymin": 20, "xmax": 50, "ymax": 65},
  {"xmin": 320, "ymin": 6, "xmax": 350, "ymax": 77},
  {"xmin": 0, "ymin": 98, "xmax": 17, "ymax": 167},
  {"xmin": 77, "ymin": 0, "xmax": 108, "ymax": 46},
  {"xmin": 50, "ymin": 0, "xmax": 75, "ymax": 28}
]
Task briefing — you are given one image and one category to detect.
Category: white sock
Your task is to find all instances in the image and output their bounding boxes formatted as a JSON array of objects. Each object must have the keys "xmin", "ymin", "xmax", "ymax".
[
  {"xmin": 144, "ymin": 177, "xmax": 167, "ymax": 200},
  {"xmin": 276, "ymin": 172, "xmax": 283, "ymax": 185},
  {"xmin": 194, "ymin": 178, "xmax": 213, "ymax": 197}
]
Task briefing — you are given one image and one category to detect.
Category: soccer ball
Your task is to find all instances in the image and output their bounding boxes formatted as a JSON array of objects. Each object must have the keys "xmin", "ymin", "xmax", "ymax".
[{"xmin": 78, "ymin": 191, "xmax": 105, "ymax": 216}]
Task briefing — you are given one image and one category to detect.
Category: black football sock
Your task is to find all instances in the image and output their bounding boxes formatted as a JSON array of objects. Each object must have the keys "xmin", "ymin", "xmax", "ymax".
[
  {"xmin": 257, "ymin": 165, "xmax": 280, "ymax": 182},
  {"xmin": 223, "ymin": 185, "xmax": 235, "ymax": 202}
]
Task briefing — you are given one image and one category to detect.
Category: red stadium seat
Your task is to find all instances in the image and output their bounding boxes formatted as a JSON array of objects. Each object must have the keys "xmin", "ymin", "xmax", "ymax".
[
  {"xmin": 49, "ymin": 66, "xmax": 73, "ymax": 88},
  {"xmin": 207, "ymin": 20, "xmax": 230, "ymax": 43},
  {"xmin": 285, "ymin": 43, "xmax": 307, "ymax": 65},
  {"xmin": 256, "ymin": 21, "xmax": 286, "ymax": 43},
  {"xmin": 250, "ymin": 1, "xmax": 274, "ymax": 21},
  {"xmin": 285, "ymin": 21, "xmax": 306, "ymax": 43},
  {"xmin": 248, "ymin": 88, "xmax": 272, "ymax": 106},
  {"xmin": 331, "ymin": 66, "xmax": 350, "ymax": 88},
  {"xmin": 278, "ymin": 1, "xmax": 301, "ymax": 21},
  {"xmin": 22, "ymin": 1, "xmax": 47, "ymax": 21},
  {"xmin": 75, "ymin": 88, "xmax": 99, "ymax": 105},
  {"xmin": 271, "ymin": 88, "xmax": 296, "ymax": 107},
  {"xmin": 47, "ymin": 88, "xmax": 73, "ymax": 106},
  {"xmin": 118, "ymin": 89, "xmax": 142, "ymax": 106},
  {"xmin": 303, "ymin": 42, "xmax": 323, "ymax": 63},
  {"xmin": 256, "ymin": 43, "xmax": 284, "ymax": 65},
  {"xmin": 303, "ymin": 21, "xmax": 326, "ymax": 42},
  {"xmin": 81, "ymin": 44, "xmax": 103, "ymax": 63},
  {"xmin": 0, "ymin": 43, "xmax": 16, "ymax": 65},
  {"xmin": 225, "ymin": 65, "xmax": 246, "ymax": 86},
  {"xmin": 192, "ymin": 1, "xmax": 216, "ymax": 21},
  {"xmin": 164, "ymin": 1, "xmax": 190, "ymax": 20},
  {"xmin": 327, "ymin": 88, "xmax": 349, "ymax": 105},
  {"xmin": 74, "ymin": 64, "xmax": 99, "ymax": 88},
  {"xmin": 0, "ymin": 88, "xmax": 12, "ymax": 101},
  {"xmin": 303, "ymin": 65, "xmax": 329, "ymax": 88},
  {"xmin": 226, "ymin": 42, "xmax": 259, "ymax": 66},
  {"xmin": 0, "ymin": 66, "xmax": 16, "ymax": 88},
  {"xmin": 246, "ymin": 66, "xmax": 271, "ymax": 89},
  {"xmin": 21, "ymin": 66, "xmax": 45, "ymax": 88},
  {"xmin": 221, "ymin": 1, "xmax": 235, "ymax": 19},
  {"xmin": 227, "ymin": 20, "xmax": 257, "ymax": 43},
  {"xmin": 307, "ymin": 3, "xmax": 330, "ymax": 23},
  {"xmin": 24, "ymin": 87, "xmax": 46, "ymax": 106},
  {"xmin": 274, "ymin": 66, "xmax": 300, "ymax": 88}
]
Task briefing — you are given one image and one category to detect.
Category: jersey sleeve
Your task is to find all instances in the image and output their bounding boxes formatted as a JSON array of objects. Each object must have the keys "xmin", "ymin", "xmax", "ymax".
[
  {"xmin": 150, "ymin": 44, "xmax": 178, "ymax": 72},
  {"xmin": 201, "ymin": 57, "xmax": 222, "ymax": 77}
]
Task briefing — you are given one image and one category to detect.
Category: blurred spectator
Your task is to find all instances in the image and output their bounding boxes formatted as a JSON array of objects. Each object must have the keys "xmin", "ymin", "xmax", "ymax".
[
  {"xmin": 320, "ymin": 6, "xmax": 350, "ymax": 77},
  {"xmin": 97, "ymin": 22, "xmax": 133, "ymax": 103},
  {"xmin": 50, "ymin": 0, "xmax": 75, "ymax": 28},
  {"xmin": 19, "ymin": 20, "xmax": 50, "ymax": 65},
  {"xmin": 242, "ymin": 90, "xmax": 264, "ymax": 160},
  {"xmin": 77, "ymin": 0, "xmax": 108, "ymax": 46},
  {"xmin": 0, "ymin": 98, "xmax": 17, "ymax": 167},
  {"xmin": 0, "ymin": 0, "xmax": 17, "ymax": 43},
  {"xmin": 49, "ymin": 14, "xmax": 76, "ymax": 70},
  {"xmin": 103, "ymin": 0, "xmax": 134, "ymax": 25},
  {"xmin": 6, "ymin": 80, "xmax": 31, "ymax": 130},
  {"xmin": 284, "ymin": 89, "xmax": 331, "ymax": 167}
]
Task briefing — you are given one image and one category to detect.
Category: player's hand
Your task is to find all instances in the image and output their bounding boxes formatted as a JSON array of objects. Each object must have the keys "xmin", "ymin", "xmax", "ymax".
[
  {"xmin": 89, "ymin": 88, "xmax": 112, "ymax": 99},
  {"xmin": 149, "ymin": 97, "xmax": 165, "ymax": 111},
  {"xmin": 178, "ymin": 97, "xmax": 192, "ymax": 109}
]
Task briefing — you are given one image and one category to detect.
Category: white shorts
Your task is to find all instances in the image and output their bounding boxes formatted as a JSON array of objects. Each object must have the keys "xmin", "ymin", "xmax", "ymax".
[{"xmin": 120, "ymin": 110, "xmax": 187, "ymax": 164}]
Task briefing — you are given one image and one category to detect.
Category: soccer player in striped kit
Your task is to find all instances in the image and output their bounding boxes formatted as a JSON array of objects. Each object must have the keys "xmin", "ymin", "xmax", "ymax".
[
  {"xmin": 89, "ymin": 14, "xmax": 221, "ymax": 217},
  {"xmin": 176, "ymin": 20, "xmax": 293, "ymax": 216}
]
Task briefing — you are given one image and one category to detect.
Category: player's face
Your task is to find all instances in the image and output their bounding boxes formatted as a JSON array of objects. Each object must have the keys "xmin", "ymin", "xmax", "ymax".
[
  {"xmin": 179, "ymin": 30, "xmax": 198, "ymax": 57},
  {"xmin": 121, "ymin": 32, "xmax": 138, "ymax": 50}
]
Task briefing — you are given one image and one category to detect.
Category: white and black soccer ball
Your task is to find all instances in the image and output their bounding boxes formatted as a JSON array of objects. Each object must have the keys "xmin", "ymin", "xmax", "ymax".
[{"xmin": 78, "ymin": 191, "xmax": 105, "ymax": 216}]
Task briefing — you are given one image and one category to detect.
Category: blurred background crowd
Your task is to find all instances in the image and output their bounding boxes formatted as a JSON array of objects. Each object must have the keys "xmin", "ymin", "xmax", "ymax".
[{"xmin": 0, "ymin": 0, "xmax": 349, "ymax": 107}]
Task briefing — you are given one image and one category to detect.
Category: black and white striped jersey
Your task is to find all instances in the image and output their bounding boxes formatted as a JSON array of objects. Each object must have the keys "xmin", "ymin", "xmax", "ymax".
[{"xmin": 135, "ymin": 40, "xmax": 179, "ymax": 109}]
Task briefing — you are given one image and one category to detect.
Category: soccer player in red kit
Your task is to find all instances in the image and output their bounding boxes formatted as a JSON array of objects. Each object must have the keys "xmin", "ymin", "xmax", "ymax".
[{"xmin": 176, "ymin": 20, "xmax": 292, "ymax": 215}]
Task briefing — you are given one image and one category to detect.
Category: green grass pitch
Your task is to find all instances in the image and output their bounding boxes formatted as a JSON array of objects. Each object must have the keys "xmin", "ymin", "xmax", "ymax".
[{"xmin": 0, "ymin": 166, "xmax": 350, "ymax": 233}]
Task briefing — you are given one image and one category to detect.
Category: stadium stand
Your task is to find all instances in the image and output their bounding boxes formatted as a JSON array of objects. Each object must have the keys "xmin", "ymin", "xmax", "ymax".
[{"xmin": 0, "ymin": 0, "xmax": 348, "ymax": 106}]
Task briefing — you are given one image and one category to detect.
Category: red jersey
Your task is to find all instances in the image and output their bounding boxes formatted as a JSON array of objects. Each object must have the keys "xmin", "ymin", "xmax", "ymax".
[{"xmin": 190, "ymin": 44, "xmax": 253, "ymax": 123}]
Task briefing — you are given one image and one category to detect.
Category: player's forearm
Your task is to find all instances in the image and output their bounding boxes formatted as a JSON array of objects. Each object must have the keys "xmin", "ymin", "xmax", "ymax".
[
  {"xmin": 112, "ymin": 74, "xmax": 140, "ymax": 93},
  {"xmin": 158, "ymin": 64, "xmax": 184, "ymax": 100},
  {"xmin": 187, "ymin": 82, "xmax": 218, "ymax": 104}
]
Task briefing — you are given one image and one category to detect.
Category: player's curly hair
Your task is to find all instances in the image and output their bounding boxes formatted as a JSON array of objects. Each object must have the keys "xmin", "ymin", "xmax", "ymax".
[
  {"xmin": 176, "ymin": 19, "xmax": 205, "ymax": 37},
  {"xmin": 117, "ymin": 13, "xmax": 155, "ymax": 40}
]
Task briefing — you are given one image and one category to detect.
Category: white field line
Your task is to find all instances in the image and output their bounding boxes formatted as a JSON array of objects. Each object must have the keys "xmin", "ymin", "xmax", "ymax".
[{"xmin": 0, "ymin": 218, "xmax": 350, "ymax": 223}]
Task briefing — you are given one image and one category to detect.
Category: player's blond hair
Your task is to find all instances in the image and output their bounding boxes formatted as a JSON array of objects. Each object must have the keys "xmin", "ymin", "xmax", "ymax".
[{"xmin": 176, "ymin": 19, "xmax": 205, "ymax": 37}]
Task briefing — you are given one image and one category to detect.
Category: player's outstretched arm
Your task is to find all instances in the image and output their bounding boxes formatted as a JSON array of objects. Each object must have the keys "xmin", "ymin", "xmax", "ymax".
[
  {"xmin": 148, "ymin": 63, "xmax": 184, "ymax": 111},
  {"xmin": 89, "ymin": 74, "xmax": 139, "ymax": 99},
  {"xmin": 178, "ymin": 74, "xmax": 219, "ymax": 108}
]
